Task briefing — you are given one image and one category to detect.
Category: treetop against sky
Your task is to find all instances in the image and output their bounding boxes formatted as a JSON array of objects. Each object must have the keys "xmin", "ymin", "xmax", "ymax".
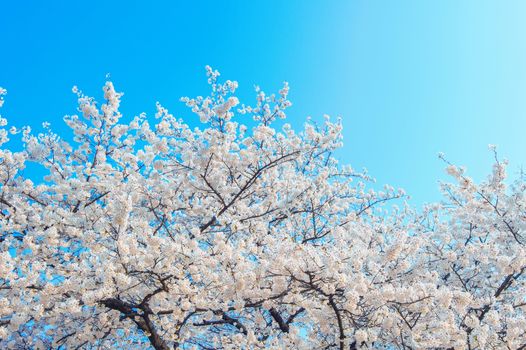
[
  {"xmin": 0, "ymin": 66, "xmax": 525, "ymax": 349},
  {"xmin": 2, "ymin": 1, "xmax": 526, "ymax": 204},
  {"xmin": 2, "ymin": 1, "xmax": 526, "ymax": 349}
]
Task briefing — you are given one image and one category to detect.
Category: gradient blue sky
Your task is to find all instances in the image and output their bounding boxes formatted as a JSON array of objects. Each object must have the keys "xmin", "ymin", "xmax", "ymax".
[{"xmin": 2, "ymin": 1, "xmax": 526, "ymax": 204}]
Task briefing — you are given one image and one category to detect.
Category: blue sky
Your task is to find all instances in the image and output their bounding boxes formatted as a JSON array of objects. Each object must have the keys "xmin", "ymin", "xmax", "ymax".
[{"xmin": 2, "ymin": 1, "xmax": 526, "ymax": 204}]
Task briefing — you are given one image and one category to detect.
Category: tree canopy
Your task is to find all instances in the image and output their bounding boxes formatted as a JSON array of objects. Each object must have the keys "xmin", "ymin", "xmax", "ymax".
[{"xmin": 0, "ymin": 68, "xmax": 525, "ymax": 349}]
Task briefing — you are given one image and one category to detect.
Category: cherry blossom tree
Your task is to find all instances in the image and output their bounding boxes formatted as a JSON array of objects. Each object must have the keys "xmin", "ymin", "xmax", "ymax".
[
  {"xmin": 0, "ymin": 68, "xmax": 524, "ymax": 349},
  {"xmin": 416, "ymin": 153, "xmax": 526, "ymax": 349}
]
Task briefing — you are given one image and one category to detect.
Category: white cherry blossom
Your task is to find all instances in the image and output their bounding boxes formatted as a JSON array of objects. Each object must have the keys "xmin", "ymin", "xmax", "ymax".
[{"xmin": 0, "ymin": 69, "xmax": 524, "ymax": 349}]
